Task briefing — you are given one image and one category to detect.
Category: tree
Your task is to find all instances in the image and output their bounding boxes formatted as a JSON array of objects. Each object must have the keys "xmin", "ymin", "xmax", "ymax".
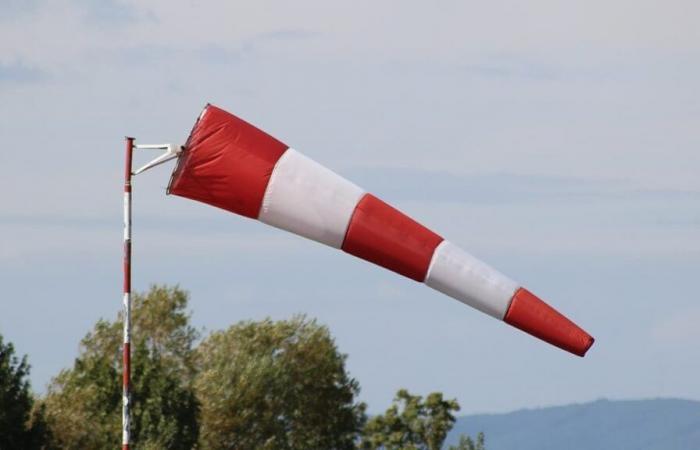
[
  {"xmin": 43, "ymin": 285, "xmax": 199, "ymax": 450},
  {"xmin": 195, "ymin": 315, "xmax": 366, "ymax": 450},
  {"xmin": 359, "ymin": 389, "xmax": 483, "ymax": 450},
  {"xmin": 448, "ymin": 433, "xmax": 485, "ymax": 450},
  {"xmin": 39, "ymin": 283, "xmax": 483, "ymax": 449},
  {"xmin": 0, "ymin": 334, "xmax": 50, "ymax": 449}
]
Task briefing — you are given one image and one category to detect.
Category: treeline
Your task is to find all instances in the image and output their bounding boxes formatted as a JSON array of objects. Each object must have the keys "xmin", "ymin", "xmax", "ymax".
[{"xmin": 1, "ymin": 285, "xmax": 485, "ymax": 450}]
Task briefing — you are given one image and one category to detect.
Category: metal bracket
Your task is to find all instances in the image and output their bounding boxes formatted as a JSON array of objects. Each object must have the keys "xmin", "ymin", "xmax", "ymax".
[{"xmin": 132, "ymin": 143, "xmax": 183, "ymax": 175}]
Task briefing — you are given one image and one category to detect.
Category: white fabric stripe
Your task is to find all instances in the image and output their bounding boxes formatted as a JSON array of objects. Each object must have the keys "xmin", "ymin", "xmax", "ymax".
[
  {"xmin": 425, "ymin": 240, "xmax": 518, "ymax": 319},
  {"xmin": 259, "ymin": 148, "xmax": 366, "ymax": 249}
]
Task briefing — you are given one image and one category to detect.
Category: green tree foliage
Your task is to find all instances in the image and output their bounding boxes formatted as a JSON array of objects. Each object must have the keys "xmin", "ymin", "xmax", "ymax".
[
  {"xmin": 37, "ymin": 284, "xmax": 483, "ymax": 449},
  {"xmin": 43, "ymin": 285, "xmax": 199, "ymax": 450},
  {"xmin": 0, "ymin": 334, "xmax": 50, "ymax": 449},
  {"xmin": 360, "ymin": 389, "xmax": 483, "ymax": 450},
  {"xmin": 195, "ymin": 315, "xmax": 366, "ymax": 450},
  {"xmin": 448, "ymin": 433, "xmax": 485, "ymax": 450}
]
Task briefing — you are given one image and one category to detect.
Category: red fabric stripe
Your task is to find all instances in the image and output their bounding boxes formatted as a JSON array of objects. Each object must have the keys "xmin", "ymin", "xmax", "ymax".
[
  {"xmin": 342, "ymin": 194, "xmax": 443, "ymax": 281},
  {"xmin": 168, "ymin": 105, "xmax": 288, "ymax": 218},
  {"xmin": 504, "ymin": 288, "xmax": 594, "ymax": 357}
]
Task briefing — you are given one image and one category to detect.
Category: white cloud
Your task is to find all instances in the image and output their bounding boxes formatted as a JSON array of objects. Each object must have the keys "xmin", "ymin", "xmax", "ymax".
[{"xmin": 5, "ymin": 1, "xmax": 700, "ymax": 67}]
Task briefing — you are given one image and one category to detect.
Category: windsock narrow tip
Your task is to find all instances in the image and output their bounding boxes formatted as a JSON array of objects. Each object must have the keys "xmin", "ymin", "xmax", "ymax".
[{"xmin": 504, "ymin": 288, "xmax": 594, "ymax": 357}]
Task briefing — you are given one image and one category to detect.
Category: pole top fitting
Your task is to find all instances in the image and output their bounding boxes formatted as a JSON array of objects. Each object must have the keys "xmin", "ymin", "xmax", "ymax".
[{"xmin": 132, "ymin": 143, "xmax": 183, "ymax": 175}]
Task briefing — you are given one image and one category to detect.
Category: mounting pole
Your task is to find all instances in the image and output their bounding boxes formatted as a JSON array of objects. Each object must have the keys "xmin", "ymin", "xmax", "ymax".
[
  {"xmin": 121, "ymin": 138, "xmax": 181, "ymax": 449},
  {"xmin": 122, "ymin": 137, "xmax": 134, "ymax": 450}
]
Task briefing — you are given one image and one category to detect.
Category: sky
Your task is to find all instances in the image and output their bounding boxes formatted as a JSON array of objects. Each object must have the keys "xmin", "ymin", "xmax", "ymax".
[{"xmin": 1, "ymin": 0, "xmax": 699, "ymax": 415}]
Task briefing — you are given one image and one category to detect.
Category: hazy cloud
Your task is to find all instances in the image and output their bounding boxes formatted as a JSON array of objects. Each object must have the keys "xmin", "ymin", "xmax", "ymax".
[
  {"xmin": 347, "ymin": 168, "xmax": 700, "ymax": 207},
  {"xmin": 0, "ymin": 60, "xmax": 47, "ymax": 83},
  {"xmin": 0, "ymin": 0, "xmax": 43, "ymax": 21},
  {"xmin": 651, "ymin": 307, "xmax": 700, "ymax": 344},
  {"xmin": 257, "ymin": 29, "xmax": 320, "ymax": 42},
  {"xmin": 72, "ymin": 0, "xmax": 140, "ymax": 24}
]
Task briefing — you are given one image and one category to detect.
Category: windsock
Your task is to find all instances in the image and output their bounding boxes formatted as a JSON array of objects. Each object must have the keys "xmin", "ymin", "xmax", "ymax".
[{"xmin": 168, "ymin": 104, "xmax": 594, "ymax": 357}]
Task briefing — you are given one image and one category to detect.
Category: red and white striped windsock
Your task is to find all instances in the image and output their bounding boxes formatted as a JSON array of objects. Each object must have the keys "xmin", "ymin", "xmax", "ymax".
[{"xmin": 168, "ymin": 104, "xmax": 594, "ymax": 357}]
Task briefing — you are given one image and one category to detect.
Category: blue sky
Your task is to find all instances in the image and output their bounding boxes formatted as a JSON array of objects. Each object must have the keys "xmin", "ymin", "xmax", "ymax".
[{"xmin": 1, "ymin": 0, "xmax": 699, "ymax": 414}]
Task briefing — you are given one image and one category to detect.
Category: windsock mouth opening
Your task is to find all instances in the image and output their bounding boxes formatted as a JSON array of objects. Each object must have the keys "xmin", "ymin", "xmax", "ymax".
[
  {"xmin": 504, "ymin": 288, "xmax": 595, "ymax": 357},
  {"xmin": 166, "ymin": 103, "xmax": 211, "ymax": 195}
]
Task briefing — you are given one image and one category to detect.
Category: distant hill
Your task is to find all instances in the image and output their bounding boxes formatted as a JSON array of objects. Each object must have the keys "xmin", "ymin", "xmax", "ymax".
[{"xmin": 447, "ymin": 398, "xmax": 700, "ymax": 450}]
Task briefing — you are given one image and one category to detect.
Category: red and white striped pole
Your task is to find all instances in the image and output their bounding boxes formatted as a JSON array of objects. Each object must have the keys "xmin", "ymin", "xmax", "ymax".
[
  {"xmin": 119, "ymin": 138, "xmax": 180, "ymax": 449},
  {"xmin": 122, "ymin": 136, "xmax": 133, "ymax": 450}
]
